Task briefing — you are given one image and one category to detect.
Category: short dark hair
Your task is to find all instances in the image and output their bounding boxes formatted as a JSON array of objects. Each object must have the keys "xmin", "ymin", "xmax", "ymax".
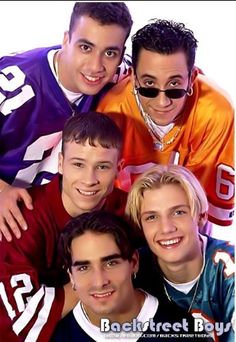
[
  {"xmin": 61, "ymin": 111, "xmax": 123, "ymax": 154},
  {"xmin": 69, "ymin": 2, "xmax": 133, "ymax": 39},
  {"xmin": 132, "ymin": 19, "xmax": 198, "ymax": 73},
  {"xmin": 60, "ymin": 211, "xmax": 136, "ymax": 270}
]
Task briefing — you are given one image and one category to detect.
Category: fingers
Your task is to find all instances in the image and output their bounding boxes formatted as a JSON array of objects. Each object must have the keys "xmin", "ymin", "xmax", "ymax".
[
  {"xmin": 0, "ymin": 187, "xmax": 32, "ymax": 241},
  {"xmin": 0, "ymin": 209, "xmax": 26, "ymax": 241},
  {"xmin": 20, "ymin": 190, "xmax": 33, "ymax": 210},
  {"xmin": 0, "ymin": 215, "xmax": 20, "ymax": 242},
  {"xmin": 8, "ymin": 204, "xmax": 28, "ymax": 232}
]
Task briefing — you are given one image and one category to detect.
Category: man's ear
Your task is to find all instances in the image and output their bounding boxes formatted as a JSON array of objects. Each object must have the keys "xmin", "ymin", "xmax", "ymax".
[
  {"xmin": 198, "ymin": 212, "xmax": 208, "ymax": 231},
  {"xmin": 67, "ymin": 267, "xmax": 72, "ymax": 278},
  {"xmin": 62, "ymin": 31, "xmax": 70, "ymax": 48},
  {"xmin": 67, "ymin": 268, "xmax": 76, "ymax": 291},
  {"xmin": 118, "ymin": 46, "xmax": 126, "ymax": 65},
  {"xmin": 190, "ymin": 66, "xmax": 198, "ymax": 85},
  {"xmin": 58, "ymin": 152, "xmax": 63, "ymax": 175},
  {"xmin": 117, "ymin": 158, "xmax": 125, "ymax": 173},
  {"xmin": 187, "ymin": 67, "xmax": 198, "ymax": 96},
  {"xmin": 131, "ymin": 250, "xmax": 139, "ymax": 274},
  {"xmin": 130, "ymin": 67, "xmax": 136, "ymax": 86}
]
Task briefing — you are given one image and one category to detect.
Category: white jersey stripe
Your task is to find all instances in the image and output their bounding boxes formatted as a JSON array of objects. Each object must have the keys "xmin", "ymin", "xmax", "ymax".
[
  {"xmin": 208, "ymin": 202, "xmax": 234, "ymax": 222},
  {"xmin": 24, "ymin": 287, "xmax": 55, "ymax": 342},
  {"xmin": 13, "ymin": 286, "xmax": 45, "ymax": 334}
]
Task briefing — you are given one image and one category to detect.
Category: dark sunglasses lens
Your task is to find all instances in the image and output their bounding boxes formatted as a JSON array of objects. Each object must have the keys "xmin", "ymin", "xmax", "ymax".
[
  {"xmin": 137, "ymin": 87, "xmax": 187, "ymax": 99},
  {"xmin": 166, "ymin": 89, "xmax": 187, "ymax": 99},
  {"xmin": 137, "ymin": 87, "xmax": 158, "ymax": 98}
]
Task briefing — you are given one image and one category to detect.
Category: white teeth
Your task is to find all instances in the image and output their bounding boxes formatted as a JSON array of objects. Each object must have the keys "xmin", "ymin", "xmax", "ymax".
[
  {"xmin": 159, "ymin": 238, "xmax": 181, "ymax": 246},
  {"xmin": 84, "ymin": 75, "xmax": 100, "ymax": 82},
  {"xmin": 93, "ymin": 292, "xmax": 112, "ymax": 298},
  {"xmin": 78, "ymin": 189, "xmax": 97, "ymax": 196}
]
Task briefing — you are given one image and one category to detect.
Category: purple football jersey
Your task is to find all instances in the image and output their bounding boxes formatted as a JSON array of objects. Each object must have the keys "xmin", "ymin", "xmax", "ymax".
[{"xmin": 0, "ymin": 46, "xmax": 131, "ymax": 187}]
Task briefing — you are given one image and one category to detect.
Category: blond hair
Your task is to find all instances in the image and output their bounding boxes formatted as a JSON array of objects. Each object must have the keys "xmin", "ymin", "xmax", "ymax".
[{"xmin": 125, "ymin": 165, "xmax": 208, "ymax": 229}]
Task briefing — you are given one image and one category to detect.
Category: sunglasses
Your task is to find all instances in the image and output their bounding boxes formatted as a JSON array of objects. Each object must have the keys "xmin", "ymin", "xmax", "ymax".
[{"xmin": 136, "ymin": 87, "xmax": 188, "ymax": 99}]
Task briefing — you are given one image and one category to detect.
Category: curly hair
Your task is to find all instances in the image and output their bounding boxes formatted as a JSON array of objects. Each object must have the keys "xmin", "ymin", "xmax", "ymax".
[{"xmin": 132, "ymin": 19, "xmax": 198, "ymax": 72}]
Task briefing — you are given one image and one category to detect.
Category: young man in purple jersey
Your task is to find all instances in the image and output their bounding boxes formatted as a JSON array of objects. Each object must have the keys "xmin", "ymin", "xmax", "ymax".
[
  {"xmin": 52, "ymin": 211, "xmax": 211, "ymax": 342},
  {"xmin": 126, "ymin": 165, "xmax": 235, "ymax": 342},
  {"xmin": 0, "ymin": 2, "xmax": 132, "ymax": 241},
  {"xmin": 0, "ymin": 111, "xmax": 127, "ymax": 341}
]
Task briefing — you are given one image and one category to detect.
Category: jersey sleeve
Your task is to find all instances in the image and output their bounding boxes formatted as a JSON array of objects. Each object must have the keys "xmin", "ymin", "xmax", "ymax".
[
  {"xmin": 199, "ymin": 237, "xmax": 235, "ymax": 341},
  {"xmin": 0, "ymin": 222, "xmax": 65, "ymax": 341},
  {"xmin": 185, "ymin": 87, "xmax": 234, "ymax": 226},
  {"xmin": 0, "ymin": 48, "xmax": 72, "ymax": 186},
  {"xmin": 222, "ymin": 278, "xmax": 235, "ymax": 342},
  {"xmin": 214, "ymin": 240, "xmax": 235, "ymax": 341}
]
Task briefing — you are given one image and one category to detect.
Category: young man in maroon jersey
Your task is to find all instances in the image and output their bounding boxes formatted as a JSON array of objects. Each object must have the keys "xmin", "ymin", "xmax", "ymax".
[{"xmin": 0, "ymin": 111, "xmax": 127, "ymax": 342}]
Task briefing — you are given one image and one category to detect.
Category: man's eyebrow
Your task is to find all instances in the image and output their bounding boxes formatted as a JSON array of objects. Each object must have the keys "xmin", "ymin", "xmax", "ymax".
[
  {"xmin": 170, "ymin": 204, "xmax": 190, "ymax": 210},
  {"xmin": 141, "ymin": 205, "xmax": 190, "ymax": 216},
  {"xmin": 76, "ymin": 38, "xmax": 122, "ymax": 52},
  {"xmin": 101, "ymin": 253, "xmax": 123, "ymax": 262},
  {"xmin": 167, "ymin": 74, "xmax": 185, "ymax": 80},
  {"xmin": 139, "ymin": 74, "xmax": 155, "ymax": 80},
  {"xmin": 75, "ymin": 38, "xmax": 95, "ymax": 47},
  {"xmin": 72, "ymin": 253, "xmax": 123, "ymax": 267},
  {"xmin": 140, "ymin": 73, "xmax": 185, "ymax": 80},
  {"xmin": 104, "ymin": 46, "xmax": 122, "ymax": 52},
  {"xmin": 96, "ymin": 161, "xmax": 114, "ymax": 165},
  {"xmin": 72, "ymin": 260, "xmax": 90, "ymax": 267},
  {"xmin": 141, "ymin": 210, "xmax": 156, "ymax": 217},
  {"xmin": 69, "ymin": 158, "xmax": 114, "ymax": 165},
  {"xmin": 69, "ymin": 157, "xmax": 85, "ymax": 161}
]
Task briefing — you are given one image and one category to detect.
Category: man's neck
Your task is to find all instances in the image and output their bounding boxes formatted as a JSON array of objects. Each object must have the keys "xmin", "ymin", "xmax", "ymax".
[
  {"xmin": 61, "ymin": 191, "xmax": 107, "ymax": 218},
  {"xmin": 158, "ymin": 243, "xmax": 203, "ymax": 284},
  {"xmin": 54, "ymin": 50, "xmax": 82, "ymax": 99},
  {"xmin": 83, "ymin": 289, "xmax": 145, "ymax": 327}
]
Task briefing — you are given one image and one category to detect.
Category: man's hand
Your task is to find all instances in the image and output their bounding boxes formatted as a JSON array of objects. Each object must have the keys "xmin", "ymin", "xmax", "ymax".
[{"xmin": 0, "ymin": 184, "xmax": 33, "ymax": 241}]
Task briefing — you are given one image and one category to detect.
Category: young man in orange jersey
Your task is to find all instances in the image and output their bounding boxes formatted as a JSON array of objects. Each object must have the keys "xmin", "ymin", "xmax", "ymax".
[{"xmin": 97, "ymin": 19, "xmax": 234, "ymax": 231}]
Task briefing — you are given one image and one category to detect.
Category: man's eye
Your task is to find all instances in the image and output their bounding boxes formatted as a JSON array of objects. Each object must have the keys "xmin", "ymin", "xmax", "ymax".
[
  {"xmin": 173, "ymin": 210, "xmax": 186, "ymax": 216},
  {"xmin": 106, "ymin": 260, "xmax": 119, "ymax": 268},
  {"xmin": 105, "ymin": 50, "xmax": 117, "ymax": 58},
  {"xmin": 97, "ymin": 164, "xmax": 109, "ymax": 170},
  {"xmin": 80, "ymin": 44, "xmax": 91, "ymax": 52},
  {"xmin": 76, "ymin": 265, "xmax": 88, "ymax": 272},
  {"xmin": 144, "ymin": 80, "xmax": 154, "ymax": 87},
  {"xmin": 169, "ymin": 80, "xmax": 180, "ymax": 87},
  {"xmin": 74, "ymin": 163, "xmax": 83, "ymax": 168},
  {"xmin": 145, "ymin": 214, "xmax": 157, "ymax": 222}
]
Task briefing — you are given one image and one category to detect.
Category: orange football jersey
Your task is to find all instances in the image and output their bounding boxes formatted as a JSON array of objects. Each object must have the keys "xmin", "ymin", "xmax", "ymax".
[{"xmin": 97, "ymin": 75, "xmax": 234, "ymax": 226}]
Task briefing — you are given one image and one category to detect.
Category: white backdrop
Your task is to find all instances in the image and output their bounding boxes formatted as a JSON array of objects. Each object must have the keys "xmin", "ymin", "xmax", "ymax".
[
  {"xmin": 0, "ymin": 1, "xmax": 235, "ymax": 105},
  {"xmin": 0, "ymin": 1, "xmax": 235, "ymax": 240}
]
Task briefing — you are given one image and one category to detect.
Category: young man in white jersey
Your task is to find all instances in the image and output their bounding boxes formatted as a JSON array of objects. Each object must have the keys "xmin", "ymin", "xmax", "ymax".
[{"xmin": 126, "ymin": 165, "xmax": 235, "ymax": 342}]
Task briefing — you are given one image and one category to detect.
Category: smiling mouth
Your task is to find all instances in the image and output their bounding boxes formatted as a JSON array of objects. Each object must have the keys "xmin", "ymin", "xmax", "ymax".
[
  {"xmin": 151, "ymin": 108, "xmax": 172, "ymax": 115},
  {"xmin": 92, "ymin": 291, "xmax": 114, "ymax": 299},
  {"xmin": 158, "ymin": 237, "xmax": 182, "ymax": 247},
  {"xmin": 78, "ymin": 189, "xmax": 98, "ymax": 196},
  {"xmin": 83, "ymin": 74, "xmax": 103, "ymax": 83}
]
